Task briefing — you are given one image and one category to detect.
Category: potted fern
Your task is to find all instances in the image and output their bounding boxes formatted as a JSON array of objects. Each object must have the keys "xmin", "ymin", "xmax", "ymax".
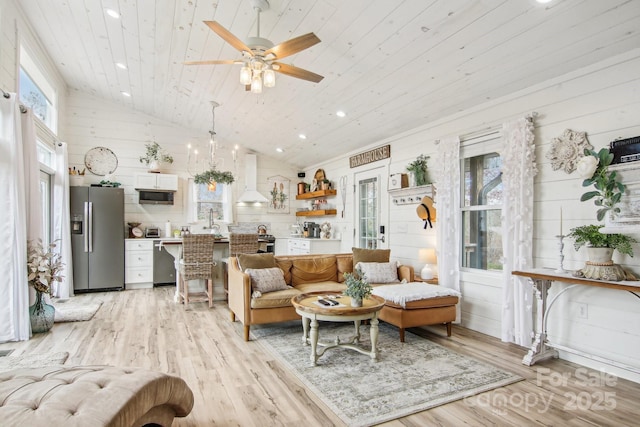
[
  {"xmin": 567, "ymin": 224, "xmax": 636, "ymax": 281},
  {"xmin": 343, "ymin": 266, "xmax": 373, "ymax": 307}
]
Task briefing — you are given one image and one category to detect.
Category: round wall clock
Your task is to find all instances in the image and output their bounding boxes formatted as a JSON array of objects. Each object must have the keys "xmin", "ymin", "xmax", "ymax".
[{"xmin": 84, "ymin": 146, "xmax": 118, "ymax": 176}]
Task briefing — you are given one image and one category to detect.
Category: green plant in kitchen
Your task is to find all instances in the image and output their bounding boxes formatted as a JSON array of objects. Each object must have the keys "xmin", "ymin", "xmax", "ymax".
[
  {"xmin": 576, "ymin": 147, "xmax": 626, "ymax": 221},
  {"xmin": 194, "ymin": 169, "xmax": 235, "ymax": 189},
  {"xmin": 343, "ymin": 266, "xmax": 373, "ymax": 307},
  {"xmin": 567, "ymin": 224, "xmax": 636, "ymax": 257},
  {"xmin": 139, "ymin": 141, "xmax": 174, "ymax": 166},
  {"xmin": 406, "ymin": 154, "xmax": 431, "ymax": 186}
]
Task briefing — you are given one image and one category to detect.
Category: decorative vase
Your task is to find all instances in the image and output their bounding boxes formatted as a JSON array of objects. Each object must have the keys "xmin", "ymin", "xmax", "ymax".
[
  {"xmin": 148, "ymin": 160, "xmax": 160, "ymax": 172},
  {"xmin": 351, "ymin": 297, "xmax": 362, "ymax": 308},
  {"xmin": 29, "ymin": 292, "xmax": 55, "ymax": 333}
]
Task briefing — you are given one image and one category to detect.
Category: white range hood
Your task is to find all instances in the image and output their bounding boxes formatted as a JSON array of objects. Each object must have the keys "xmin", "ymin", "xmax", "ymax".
[{"xmin": 237, "ymin": 153, "xmax": 269, "ymax": 203}]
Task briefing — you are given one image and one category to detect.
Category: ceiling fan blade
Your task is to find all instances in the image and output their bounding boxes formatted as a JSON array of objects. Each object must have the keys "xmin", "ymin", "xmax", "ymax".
[
  {"xmin": 273, "ymin": 62, "xmax": 324, "ymax": 83},
  {"xmin": 204, "ymin": 21, "xmax": 254, "ymax": 56},
  {"xmin": 264, "ymin": 33, "xmax": 321, "ymax": 60},
  {"xmin": 183, "ymin": 59, "xmax": 239, "ymax": 65}
]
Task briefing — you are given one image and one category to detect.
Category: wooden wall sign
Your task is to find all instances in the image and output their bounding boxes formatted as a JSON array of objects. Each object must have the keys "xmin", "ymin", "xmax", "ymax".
[{"xmin": 349, "ymin": 145, "xmax": 391, "ymax": 168}]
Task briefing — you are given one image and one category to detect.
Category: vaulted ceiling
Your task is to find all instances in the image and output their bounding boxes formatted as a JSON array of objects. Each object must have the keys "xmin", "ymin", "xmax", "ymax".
[{"xmin": 19, "ymin": 0, "xmax": 640, "ymax": 168}]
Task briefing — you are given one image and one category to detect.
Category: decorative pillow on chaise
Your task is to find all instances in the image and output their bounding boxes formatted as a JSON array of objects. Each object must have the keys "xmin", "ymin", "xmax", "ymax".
[
  {"xmin": 352, "ymin": 247, "xmax": 391, "ymax": 266},
  {"xmin": 356, "ymin": 261, "xmax": 399, "ymax": 284},
  {"xmin": 245, "ymin": 267, "xmax": 290, "ymax": 297}
]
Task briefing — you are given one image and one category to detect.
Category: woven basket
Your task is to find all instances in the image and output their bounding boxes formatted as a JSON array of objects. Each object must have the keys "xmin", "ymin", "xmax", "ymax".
[
  {"xmin": 180, "ymin": 234, "xmax": 216, "ymax": 281},
  {"xmin": 229, "ymin": 233, "xmax": 260, "ymax": 256}
]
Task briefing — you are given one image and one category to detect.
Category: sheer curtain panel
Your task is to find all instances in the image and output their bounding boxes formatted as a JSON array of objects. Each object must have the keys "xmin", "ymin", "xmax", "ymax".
[
  {"xmin": 434, "ymin": 136, "xmax": 462, "ymax": 322},
  {"xmin": 0, "ymin": 94, "xmax": 34, "ymax": 341},
  {"xmin": 53, "ymin": 142, "xmax": 73, "ymax": 298},
  {"xmin": 500, "ymin": 117, "xmax": 537, "ymax": 346}
]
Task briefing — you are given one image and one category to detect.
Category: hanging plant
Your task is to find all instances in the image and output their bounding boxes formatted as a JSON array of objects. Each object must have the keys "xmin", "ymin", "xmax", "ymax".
[{"xmin": 194, "ymin": 169, "xmax": 235, "ymax": 186}]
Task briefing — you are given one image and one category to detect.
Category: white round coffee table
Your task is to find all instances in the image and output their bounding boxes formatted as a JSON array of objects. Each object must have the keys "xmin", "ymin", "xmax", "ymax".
[{"xmin": 291, "ymin": 292, "xmax": 385, "ymax": 366}]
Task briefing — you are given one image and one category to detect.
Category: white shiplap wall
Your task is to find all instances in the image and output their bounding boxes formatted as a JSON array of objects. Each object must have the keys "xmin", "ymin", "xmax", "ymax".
[
  {"xmin": 62, "ymin": 90, "xmax": 299, "ymax": 236},
  {"xmin": 304, "ymin": 48, "xmax": 640, "ymax": 381}
]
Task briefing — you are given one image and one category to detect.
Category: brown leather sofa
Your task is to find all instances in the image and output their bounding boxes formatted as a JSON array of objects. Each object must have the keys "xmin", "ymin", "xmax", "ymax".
[{"xmin": 228, "ymin": 253, "xmax": 420, "ymax": 341}]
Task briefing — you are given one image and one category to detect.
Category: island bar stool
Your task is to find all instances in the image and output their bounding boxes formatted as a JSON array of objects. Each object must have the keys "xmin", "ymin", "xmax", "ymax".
[
  {"xmin": 179, "ymin": 234, "xmax": 216, "ymax": 307},
  {"xmin": 224, "ymin": 233, "xmax": 260, "ymax": 297}
]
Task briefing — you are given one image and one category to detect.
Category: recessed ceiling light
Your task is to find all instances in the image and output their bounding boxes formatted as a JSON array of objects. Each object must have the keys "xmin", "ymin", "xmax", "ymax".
[
  {"xmin": 276, "ymin": 148, "xmax": 284, "ymax": 153},
  {"xmin": 115, "ymin": 62, "xmax": 127, "ymax": 70},
  {"xmin": 105, "ymin": 8, "xmax": 121, "ymax": 19},
  {"xmin": 121, "ymin": 91, "xmax": 131, "ymax": 97},
  {"xmin": 336, "ymin": 110, "xmax": 346, "ymax": 118},
  {"xmin": 298, "ymin": 134, "xmax": 307, "ymax": 140},
  {"xmin": 535, "ymin": 0, "xmax": 553, "ymax": 3}
]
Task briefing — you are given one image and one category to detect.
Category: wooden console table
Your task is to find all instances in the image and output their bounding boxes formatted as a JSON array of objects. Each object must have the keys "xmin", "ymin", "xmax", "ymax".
[{"xmin": 512, "ymin": 269, "xmax": 640, "ymax": 373}]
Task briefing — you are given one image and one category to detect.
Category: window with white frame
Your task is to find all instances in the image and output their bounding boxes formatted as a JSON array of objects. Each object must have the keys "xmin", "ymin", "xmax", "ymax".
[
  {"xmin": 19, "ymin": 46, "xmax": 58, "ymax": 134},
  {"xmin": 461, "ymin": 140, "xmax": 503, "ymax": 271},
  {"xmin": 195, "ymin": 183, "xmax": 232, "ymax": 223}
]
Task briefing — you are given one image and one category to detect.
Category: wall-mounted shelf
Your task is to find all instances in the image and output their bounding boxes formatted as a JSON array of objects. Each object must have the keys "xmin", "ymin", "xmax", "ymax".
[
  {"xmin": 296, "ymin": 189, "xmax": 337, "ymax": 200},
  {"xmin": 388, "ymin": 184, "xmax": 435, "ymax": 205},
  {"xmin": 296, "ymin": 209, "xmax": 337, "ymax": 217}
]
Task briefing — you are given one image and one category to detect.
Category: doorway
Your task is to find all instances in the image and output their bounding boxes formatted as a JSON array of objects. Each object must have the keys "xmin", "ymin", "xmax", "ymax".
[{"xmin": 354, "ymin": 166, "xmax": 388, "ymax": 249}]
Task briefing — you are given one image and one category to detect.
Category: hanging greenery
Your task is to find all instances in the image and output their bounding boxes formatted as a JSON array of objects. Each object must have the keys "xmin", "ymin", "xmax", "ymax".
[
  {"xmin": 576, "ymin": 148, "xmax": 626, "ymax": 221},
  {"xmin": 194, "ymin": 169, "xmax": 235, "ymax": 186}
]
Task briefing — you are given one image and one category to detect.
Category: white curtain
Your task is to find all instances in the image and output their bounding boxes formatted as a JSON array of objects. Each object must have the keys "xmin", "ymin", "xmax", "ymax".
[
  {"xmin": 53, "ymin": 142, "xmax": 73, "ymax": 298},
  {"xmin": 0, "ymin": 94, "xmax": 40, "ymax": 342},
  {"xmin": 500, "ymin": 117, "xmax": 537, "ymax": 346},
  {"xmin": 434, "ymin": 136, "xmax": 462, "ymax": 322}
]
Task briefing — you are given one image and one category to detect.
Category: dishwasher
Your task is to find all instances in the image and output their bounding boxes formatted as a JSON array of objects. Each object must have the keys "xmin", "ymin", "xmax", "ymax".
[{"xmin": 153, "ymin": 240, "xmax": 176, "ymax": 286}]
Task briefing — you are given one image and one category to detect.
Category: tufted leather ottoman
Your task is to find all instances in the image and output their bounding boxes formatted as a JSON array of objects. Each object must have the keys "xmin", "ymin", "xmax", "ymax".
[{"xmin": 0, "ymin": 365, "xmax": 194, "ymax": 427}]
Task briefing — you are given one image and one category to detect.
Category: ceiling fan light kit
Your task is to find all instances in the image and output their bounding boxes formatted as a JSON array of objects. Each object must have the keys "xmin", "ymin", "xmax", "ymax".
[{"xmin": 186, "ymin": 0, "xmax": 323, "ymax": 94}]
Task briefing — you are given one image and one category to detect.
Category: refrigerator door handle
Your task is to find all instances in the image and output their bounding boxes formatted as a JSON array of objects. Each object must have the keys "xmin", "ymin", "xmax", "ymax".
[
  {"xmin": 84, "ymin": 201, "xmax": 89, "ymax": 252},
  {"xmin": 88, "ymin": 201, "xmax": 93, "ymax": 252}
]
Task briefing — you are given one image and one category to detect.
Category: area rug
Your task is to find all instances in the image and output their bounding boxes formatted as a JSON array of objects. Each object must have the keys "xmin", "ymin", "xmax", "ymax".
[
  {"xmin": 53, "ymin": 298, "xmax": 102, "ymax": 322},
  {"xmin": 252, "ymin": 322, "xmax": 522, "ymax": 427},
  {"xmin": 0, "ymin": 352, "xmax": 69, "ymax": 372}
]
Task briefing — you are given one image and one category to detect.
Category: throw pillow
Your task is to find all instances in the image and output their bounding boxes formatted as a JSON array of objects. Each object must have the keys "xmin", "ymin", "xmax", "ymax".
[
  {"xmin": 352, "ymin": 247, "xmax": 391, "ymax": 266},
  {"xmin": 356, "ymin": 261, "xmax": 399, "ymax": 284},
  {"xmin": 238, "ymin": 253, "xmax": 276, "ymax": 272},
  {"xmin": 245, "ymin": 267, "xmax": 290, "ymax": 295}
]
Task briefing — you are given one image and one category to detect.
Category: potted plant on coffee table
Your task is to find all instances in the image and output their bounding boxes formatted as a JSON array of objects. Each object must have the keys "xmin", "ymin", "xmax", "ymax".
[
  {"xmin": 567, "ymin": 224, "xmax": 636, "ymax": 281},
  {"xmin": 343, "ymin": 266, "xmax": 373, "ymax": 307}
]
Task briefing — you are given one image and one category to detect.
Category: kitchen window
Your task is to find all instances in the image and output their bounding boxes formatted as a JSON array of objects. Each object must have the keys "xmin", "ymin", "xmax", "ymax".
[
  {"xmin": 195, "ymin": 183, "xmax": 232, "ymax": 223},
  {"xmin": 461, "ymin": 152, "xmax": 503, "ymax": 271}
]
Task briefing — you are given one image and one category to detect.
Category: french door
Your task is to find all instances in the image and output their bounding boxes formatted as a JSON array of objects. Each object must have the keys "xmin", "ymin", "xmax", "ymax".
[{"xmin": 354, "ymin": 166, "xmax": 388, "ymax": 249}]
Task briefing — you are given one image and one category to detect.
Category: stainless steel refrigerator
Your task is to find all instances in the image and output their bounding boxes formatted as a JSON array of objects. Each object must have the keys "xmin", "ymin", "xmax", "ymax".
[{"xmin": 70, "ymin": 186, "xmax": 124, "ymax": 292}]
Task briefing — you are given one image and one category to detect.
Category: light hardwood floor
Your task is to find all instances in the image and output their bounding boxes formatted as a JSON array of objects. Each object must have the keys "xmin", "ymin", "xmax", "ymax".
[{"xmin": 2, "ymin": 287, "xmax": 639, "ymax": 426}]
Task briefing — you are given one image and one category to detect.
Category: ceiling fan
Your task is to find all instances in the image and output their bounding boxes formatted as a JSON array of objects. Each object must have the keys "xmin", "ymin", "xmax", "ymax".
[{"xmin": 185, "ymin": 0, "xmax": 323, "ymax": 93}]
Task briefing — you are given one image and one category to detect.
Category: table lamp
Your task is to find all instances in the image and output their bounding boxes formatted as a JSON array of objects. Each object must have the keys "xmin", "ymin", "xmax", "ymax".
[{"xmin": 418, "ymin": 248, "xmax": 437, "ymax": 280}]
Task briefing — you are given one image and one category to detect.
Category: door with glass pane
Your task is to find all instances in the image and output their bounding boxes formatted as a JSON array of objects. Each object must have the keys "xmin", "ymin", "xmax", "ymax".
[{"xmin": 355, "ymin": 167, "xmax": 388, "ymax": 249}]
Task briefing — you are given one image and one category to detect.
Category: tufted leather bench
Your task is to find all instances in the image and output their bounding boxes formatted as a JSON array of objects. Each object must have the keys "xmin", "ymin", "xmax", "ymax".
[{"xmin": 0, "ymin": 365, "xmax": 194, "ymax": 426}]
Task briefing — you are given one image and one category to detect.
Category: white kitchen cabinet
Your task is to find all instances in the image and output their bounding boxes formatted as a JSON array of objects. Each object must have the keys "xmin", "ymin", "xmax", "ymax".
[
  {"xmin": 287, "ymin": 238, "xmax": 341, "ymax": 255},
  {"xmin": 125, "ymin": 239, "xmax": 154, "ymax": 288},
  {"xmin": 134, "ymin": 173, "xmax": 178, "ymax": 191}
]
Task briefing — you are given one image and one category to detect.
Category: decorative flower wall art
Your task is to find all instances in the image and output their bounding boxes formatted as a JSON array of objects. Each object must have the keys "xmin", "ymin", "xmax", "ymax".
[{"xmin": 545, "ymin": 129, "xmax": 593, "ymax": 174}]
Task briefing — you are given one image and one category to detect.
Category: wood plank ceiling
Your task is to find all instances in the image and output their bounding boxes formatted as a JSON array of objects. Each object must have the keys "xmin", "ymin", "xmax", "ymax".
[{"xmin": 18, "ymin": 0, "xmax": 640, "ymax": 168}]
